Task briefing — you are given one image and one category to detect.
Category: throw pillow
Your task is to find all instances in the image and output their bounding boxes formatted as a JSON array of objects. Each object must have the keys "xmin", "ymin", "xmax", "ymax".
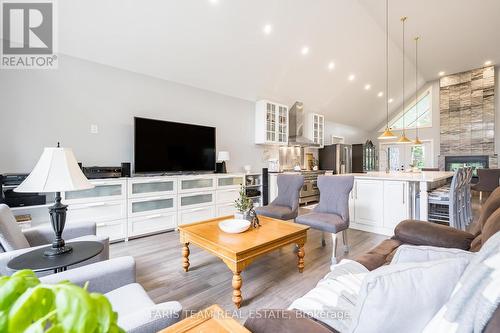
[
  {"xmin": 0, "ymin": 204, "xmax": 30, "ymax": 251},
  {"xmin": 349, "ymin": 257, "xmax": 470, "ymax": 333},
  {"xmin": 391, "ymin": 244, "xmax": 474, "ymax": 265}
]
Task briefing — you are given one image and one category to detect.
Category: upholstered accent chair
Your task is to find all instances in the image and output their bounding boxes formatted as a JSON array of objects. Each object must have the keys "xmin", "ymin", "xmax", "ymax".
[
  {"xmin": 255, "ymin": 174, "xmax": 304, "ymax": 220},
  {"xmin": 471, "ymin": 168, "xmax": 500, "ymax": 201},
  {"xmin": 0, "ymin": 204, "xmax": 109, "ymax": 276},
  {"xmin": 296, "ymin": 175, "xmax": 354, "ymax": 264},
  {"xmin": 41, "ymin": 256, "xmax": 183, "ymax": 333}
]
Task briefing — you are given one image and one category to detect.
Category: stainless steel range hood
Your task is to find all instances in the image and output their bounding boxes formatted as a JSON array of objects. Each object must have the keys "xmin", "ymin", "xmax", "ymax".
[{"xmin": 288, "ymin": 101, "xmax": 320, "ymax": 147}]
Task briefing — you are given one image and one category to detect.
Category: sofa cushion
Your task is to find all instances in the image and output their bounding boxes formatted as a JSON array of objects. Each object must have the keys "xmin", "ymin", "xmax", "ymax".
[
  {"xmin": 289, "ymin": 259, "xmax": 368, "ymax": 332},
  {"xmin": 481, "ymin": 208, "xmax": 500, "ymax": 244},
  {"xmin": 0, "ymin": 204, "xmax": 30, "ymax": 251},
  {"xmin": 105, "ymin": 283, "xmax": 155, "ymax": 316},
  {"xmin": 423, "ymin": 232, "xmax": 500, "ymax": 333},
  {"xmin": 350, "ymin": 257, "xmax": 470, "ymax": 333},
  {"xmin": 394, "ymin": 220, "xmax": 474, "ymax": 250},
  {"xmin": 296, "ymin": 212, "xmax": 347, "ymax": 233},
  {"xmin": 391, "ymin": 245, "xmax": 474, "ymax": 265},
  {"xmin": 244, "ymin": 310, "xmax": 336, "ymax": 333},
  {"xmin": 355, "ymin": 238, "xmax": 403, "ymax": 271},
  {"xmin": 255, "ymin": 205, "xmax": 294, "ymax": 220}
]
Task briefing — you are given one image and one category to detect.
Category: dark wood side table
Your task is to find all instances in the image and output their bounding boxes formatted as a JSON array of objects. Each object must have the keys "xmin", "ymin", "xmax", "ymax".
[{"xmin": 7, "ymin": 241, "xmax": 104, "ymax": 274}]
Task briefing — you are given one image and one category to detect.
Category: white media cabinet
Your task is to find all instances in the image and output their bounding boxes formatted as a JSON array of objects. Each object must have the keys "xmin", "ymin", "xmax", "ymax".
[{"xmin": 11, "ymin": 173, "xmax": 247, "ymax": 242}]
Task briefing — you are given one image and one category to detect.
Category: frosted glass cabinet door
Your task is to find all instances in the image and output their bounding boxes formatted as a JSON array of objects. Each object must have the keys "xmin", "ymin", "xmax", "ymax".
[
  {"xmin": 179, "ymin": 192, "xmax": 215, "ymax": 209},
  {"xmin": 217, "ymin": 176, "xmax": 244, "ymax": 188},
  {"xmin": 64, "ymin": 180, "xmax": 126, "ymax": 203},
  {"xmin": 129, "ymin": 196, "xmax": 176, "ymax": 217},
  {"xmin": 129, "ymin": 178, "xmax": 177, "ymax": 198},
  {"xmin": 179, "ymin": 177, "xmax": 215, "ymax": 193}
]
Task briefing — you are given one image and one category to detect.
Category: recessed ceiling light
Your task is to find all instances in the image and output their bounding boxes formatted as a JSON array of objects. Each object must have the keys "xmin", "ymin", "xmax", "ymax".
[
  {"xmin": 328, "ymin": 62, "xmax": 335, "ymax": 71},
  {"xmin": 301, "ymin": 46, "xmax": 309, "ymax": 55},
  {"xmin": 377, "ymin": 91, "xmax": 384, "ymax": 97},
  {"xmin": 348, "ymin": 74, "xmax": 355, "ymax": 81},
  {"xmin": 438, "ymin": 71, "xmax": 445, "ymax": 76},
  {"xmin": 209, "ymin": 0, "xmax": 219, "ymax": 4},
  {"xmin": 484, "ymin": 60, "xmax": 492, "ymax": 66},
  {"xmin": 364, "ymin": 84, "xmax": 372, "ymax": 90},
  {"xmin": 263, "ymin": 24, "xmax": 272, "ymax": 35},
  {"xmin": 388, "ymin": 98, "xmax": 394, "ymax": 103}
]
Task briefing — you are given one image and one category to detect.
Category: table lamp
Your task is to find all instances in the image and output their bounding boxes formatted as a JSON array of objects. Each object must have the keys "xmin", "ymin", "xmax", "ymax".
[
  {"xmin": 15, "ymin": 144, "xmax": 94, "ymax": 257},
  {"xmin": 217, "ymin": 151, "xmax": 230, "ymax": 173}
]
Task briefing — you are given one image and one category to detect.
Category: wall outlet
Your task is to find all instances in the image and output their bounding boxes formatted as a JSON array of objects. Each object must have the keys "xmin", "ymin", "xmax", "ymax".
[{"xmin": 90, "ymin": 124, "xmax": 98, "ymax": 134}]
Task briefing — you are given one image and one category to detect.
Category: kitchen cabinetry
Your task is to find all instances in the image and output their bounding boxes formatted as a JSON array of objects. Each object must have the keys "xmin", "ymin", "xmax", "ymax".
[
  {"xmin": 349, "ymin": 178, "xmax": 409, "ymax": 236},
  {"xmin": 305, "ymin": 113, "xmax": 325, "ymax": 147},
  {"xmin": 255, "ymin": 100, "xmax": 288, "ymax": 145}
]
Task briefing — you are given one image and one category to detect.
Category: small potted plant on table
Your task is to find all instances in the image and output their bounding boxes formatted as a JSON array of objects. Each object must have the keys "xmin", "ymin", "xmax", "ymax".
[{"xmin": 234, "ymin": 185, "xmax": 253, "ymax": 221}]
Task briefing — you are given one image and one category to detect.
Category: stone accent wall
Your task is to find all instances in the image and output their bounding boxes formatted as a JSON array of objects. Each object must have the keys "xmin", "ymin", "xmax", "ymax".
[{"xmin": 439, "ymin": 66, "xmax": 496, "ymax": 168}]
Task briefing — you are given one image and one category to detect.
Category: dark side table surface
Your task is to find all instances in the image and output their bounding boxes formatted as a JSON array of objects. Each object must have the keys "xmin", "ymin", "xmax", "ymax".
[{"xmin": 7, "ymin": 241, "xmax": 104, "ymax": 273}]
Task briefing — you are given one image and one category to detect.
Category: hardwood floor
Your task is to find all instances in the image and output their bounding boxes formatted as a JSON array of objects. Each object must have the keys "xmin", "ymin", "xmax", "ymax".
[{"xmin": 110, "ymin": 209, "xmax": 387, "ymax": 322}]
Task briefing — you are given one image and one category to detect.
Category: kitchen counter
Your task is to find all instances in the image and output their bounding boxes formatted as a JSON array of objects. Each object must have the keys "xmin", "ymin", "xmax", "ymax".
[
  {"xmin": 343, "ymin": 171, "xmax": 454, "ymax": 236},
  {"xmin": 345, "ymin": 171, "xmax": 455, "ymax": 182}
]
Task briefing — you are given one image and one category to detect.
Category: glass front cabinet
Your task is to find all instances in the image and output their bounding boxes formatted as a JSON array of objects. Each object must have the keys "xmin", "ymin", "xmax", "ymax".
[{"xmin": 255, "ymin": 100, "xmax": 288, "ymax": 145}]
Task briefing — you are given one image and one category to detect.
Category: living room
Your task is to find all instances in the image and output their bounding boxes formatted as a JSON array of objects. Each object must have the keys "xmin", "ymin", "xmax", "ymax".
[{"xmin": 0, "ymin": 0, "xmax": 499, "ymax": 332}]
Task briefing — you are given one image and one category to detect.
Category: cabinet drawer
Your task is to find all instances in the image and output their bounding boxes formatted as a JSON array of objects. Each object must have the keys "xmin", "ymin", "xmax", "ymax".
[
  {"xmin": 128, "ymin": 177, "xmax": 177, "ymax": 198},
  {"xmin": 67, "ymin": 200, "xmax": 126, "ymax": 223},
  {"xmin": 216, "ymin": 189, "xmax": 239, "ymax": 204},
  {"xmin": 217, "ymin": 175, "xmax": 244, "ymax": 189},
  {"xmin": 178, "ymin": 206, "xmax": 215, "ymax": 226},
  {"xmin": 129, "ymin": 196, "xmax": 176, "ymax": 218},
  {"xmin": 179, "ymin": 191, "xmax": 215, "ymax": 209},
  {"xmin": 179, "ymin": 177, "xmax": 215, "ymax": 193},
  {"xmin": 129, "ymin": 213, "xmax": 176, "ymax": 237},
  {"xmin": 64, "ymin": 180, "xmax": 126, "ymax": 204},
  {"xmin": 216, "ymin": 204, "xmax": 237, "ymax": 217},
  {"xmin": 96, "ymin": 219, "xmax": 126, "ymax": 242}
]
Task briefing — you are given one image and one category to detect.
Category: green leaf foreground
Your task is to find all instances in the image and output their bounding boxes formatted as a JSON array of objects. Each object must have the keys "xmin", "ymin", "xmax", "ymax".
[{"xmin": 0, "ymin": 270, "xmax": 125, "ymax": 333}]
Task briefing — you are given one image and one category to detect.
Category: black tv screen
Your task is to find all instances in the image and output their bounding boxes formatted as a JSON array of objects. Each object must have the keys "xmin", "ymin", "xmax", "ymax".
[{"xmin": 134, "ymin": 117, "xmax": 216, "ymax": 173}]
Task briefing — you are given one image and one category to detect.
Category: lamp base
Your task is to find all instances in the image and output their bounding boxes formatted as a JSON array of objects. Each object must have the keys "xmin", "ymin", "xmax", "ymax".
[{"xmin": 44, "ymin": 245, "xmax": 73, "ymax": 257}]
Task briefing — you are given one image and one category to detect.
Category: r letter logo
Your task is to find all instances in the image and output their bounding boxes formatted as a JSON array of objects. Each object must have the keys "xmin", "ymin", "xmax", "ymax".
[{"xmin": 1, "ymin": 0, "xmax": 57, "ymax": 69}]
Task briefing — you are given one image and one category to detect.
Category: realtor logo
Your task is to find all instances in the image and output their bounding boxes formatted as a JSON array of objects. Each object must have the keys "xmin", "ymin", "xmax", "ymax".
[{"xmin": 1, "ymin": 0, "xmax": 57, "ymax": 69}]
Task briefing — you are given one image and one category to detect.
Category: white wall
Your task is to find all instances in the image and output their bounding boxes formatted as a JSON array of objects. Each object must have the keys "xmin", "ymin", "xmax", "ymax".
[
  {"xmin": 0, "ymin": 55, "xmax": 370, "ymax": 174},
  {"xmin": 0, "ymin": 55, "xmax": 267, "ymax": 174},
  {"xmin": 325, "ymin": 120, "xmax": 371, "ymax": 145}
]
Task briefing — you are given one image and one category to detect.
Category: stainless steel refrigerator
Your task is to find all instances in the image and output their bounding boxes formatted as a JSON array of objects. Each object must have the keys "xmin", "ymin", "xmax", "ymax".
[{"xmin": 318, "ymin": 144, "xmax": 352, "ymax": 174}]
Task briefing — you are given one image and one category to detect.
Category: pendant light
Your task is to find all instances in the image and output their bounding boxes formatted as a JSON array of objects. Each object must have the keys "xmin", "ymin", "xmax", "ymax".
[
  {"xmin": 378, "ymin": 0, "xmax": 397, "ymax": 140},
  {"xmin": 413, "ymin": 36, "xmax": 423, "ymax": 145},
  {"xmin": 397, "ymin": 16, "xmax": 412, "ymax": 144}
]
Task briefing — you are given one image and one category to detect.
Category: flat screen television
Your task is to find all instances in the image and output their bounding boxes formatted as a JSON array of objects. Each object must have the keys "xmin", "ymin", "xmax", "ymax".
[{"xmin": 134, "ymin": 117, "xmax": 216, "ymax": 173}]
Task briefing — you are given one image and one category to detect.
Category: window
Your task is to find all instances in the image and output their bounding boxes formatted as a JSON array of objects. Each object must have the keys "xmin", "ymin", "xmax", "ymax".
[
  {"xmin": 379, "ymin": 88, "xmax": 432, "ymax": 132},
  {"xmin": 411, "ymin": 145, "xmax": 424, "ymax": 169}
]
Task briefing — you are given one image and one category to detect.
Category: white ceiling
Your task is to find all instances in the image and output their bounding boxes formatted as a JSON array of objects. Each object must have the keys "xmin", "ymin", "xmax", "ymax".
[{"xmin": 57, "ymin": 0, "xmax": 500, "ymax": 131}]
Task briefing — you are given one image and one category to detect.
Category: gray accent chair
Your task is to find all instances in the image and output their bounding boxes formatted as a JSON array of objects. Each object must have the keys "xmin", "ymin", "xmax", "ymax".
[
  {"xmin": 0, "ymin": 204, "xmax": 109, "ymax": 276},
  {"xmin": 296, "ymin": 175, "xmax": 354, "ymax": 264},
  {"xmin": 255, "ymin": 174, "xmax": 304, "ymax": 220},
  {"xmin": 40, "ymin": 256, "xmax": 183, "ymax": 333}
]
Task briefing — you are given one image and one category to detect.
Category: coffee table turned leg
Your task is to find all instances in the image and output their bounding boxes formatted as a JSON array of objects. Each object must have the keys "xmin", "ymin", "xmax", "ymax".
[
  {"xmin": 297, "ymin": 244, "xmax": 305, "ymax": 273},
  {"xmin": 182, "ymin": 243, "xmax": 190, "ymax": 272},
  {"xmin": 232, "ymin": 272, "xmax": 243, "ymax": 308}
]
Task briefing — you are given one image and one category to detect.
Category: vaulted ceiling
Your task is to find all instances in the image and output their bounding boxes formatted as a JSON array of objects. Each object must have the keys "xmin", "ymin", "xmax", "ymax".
[{"xmin": 58, "ymin": 0, "xmax": 500, "ymax": 131}]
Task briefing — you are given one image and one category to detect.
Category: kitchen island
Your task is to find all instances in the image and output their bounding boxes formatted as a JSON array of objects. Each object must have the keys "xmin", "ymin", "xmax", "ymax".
[{"xmin": 344, "ymin": 171, "xmax": 454, "ymax": 236}]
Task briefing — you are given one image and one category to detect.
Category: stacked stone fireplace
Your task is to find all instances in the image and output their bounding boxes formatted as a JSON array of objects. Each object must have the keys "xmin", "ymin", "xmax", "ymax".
[{"xmin": 439, "ymin": 66, "xmax": 497, "ymax": 169}]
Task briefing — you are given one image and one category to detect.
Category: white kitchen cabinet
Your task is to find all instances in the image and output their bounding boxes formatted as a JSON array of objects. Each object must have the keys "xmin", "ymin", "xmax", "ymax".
[
  {"xmin": 305, "ymin": 113, "xmax": 325, "ymax": 147},
  {"xmin": 351, "ymin": 179, "xmax": 383, "ymax": 226},
  {"xmin": 255, "ymin": 100, "xmax": 288, "ymax": 145},
  {"xmin": 383, "ymin": 181, "xmax": 409, "ymax": 230}
]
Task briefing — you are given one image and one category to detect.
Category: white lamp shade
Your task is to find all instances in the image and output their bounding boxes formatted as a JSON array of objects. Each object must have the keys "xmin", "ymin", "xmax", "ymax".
[
  {"xmin": 217, "ymin": 151, "xmax": 230, "ymax": 162},
  {"xmin": 15, "ymin": 147, "xmax": 94, "ymax": 193}
]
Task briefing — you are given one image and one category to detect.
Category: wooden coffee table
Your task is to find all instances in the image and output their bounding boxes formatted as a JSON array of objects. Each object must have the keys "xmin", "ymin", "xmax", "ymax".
[{"xmin": 179, "ymin": 215, "xmax": 309, "ymax": 308}]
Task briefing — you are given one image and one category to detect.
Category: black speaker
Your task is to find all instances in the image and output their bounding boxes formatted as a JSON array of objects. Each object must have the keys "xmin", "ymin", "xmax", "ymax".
[
  {"xmin": 262, "ymin": 168, "xmax": 269, "ymax": 206},
  {"xmin": 121, "ymin": 163, "xmax": 131, "ymax": 177}
]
